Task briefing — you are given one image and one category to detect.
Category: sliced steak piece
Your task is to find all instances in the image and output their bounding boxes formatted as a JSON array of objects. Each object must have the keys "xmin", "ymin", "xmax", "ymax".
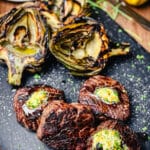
[
  {"xmin": 13, "ymin": 85, "xmax": 65, "ymax": 131},
  {"xmin": 87, "ymin": 120, "xmax": 141, "ymax": 150},
  {"xmin": 78, "ymin": 75, "xmax": 130, "ymax": 121},
  {"xmin": 37, "ymin": 101, "xmax": 95, "ymax": 150}
]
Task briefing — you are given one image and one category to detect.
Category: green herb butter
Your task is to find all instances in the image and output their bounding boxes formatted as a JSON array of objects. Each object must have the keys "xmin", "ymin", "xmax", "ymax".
[
  {"xmin": 92, "ymin": 129, "xmax": 127, "ymax": 150},
  {"xmin": 94, "ymin": 87, "xmax": 120, "ymax": 104},
  {"xmin": 26, "ymin": 90, "xmax": 48, "ymax": 109}
]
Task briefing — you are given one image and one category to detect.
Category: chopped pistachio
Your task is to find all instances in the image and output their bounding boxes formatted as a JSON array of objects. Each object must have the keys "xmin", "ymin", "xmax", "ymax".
[
  {"xmin": 147, "ymin": 65, "xmax": 150, "ymax": 71},
  {"xmin": 92, "ymin": 129, "xmax": 127, "ymax": 150},
  {"xmin": 142, "ymin": 127, "xmax": 148, "ymax": 132},
  {"xmin": 34, "ymin": 74, "xmax": 41, "ymax": 79},
  {"xmin": 118, "ymin": 29, "xmax": 123, "ymax": 33},
  {"xmin": 94, "ymin": 87, "xmax": 120, "ymax": 104},
  {"xmin": 136, "ymin": 55, "xmax": 144, "ymax": 60},
  {"xmin": 135, "ymin": 106, "xmax": 140, "ymax": 111},
  {"xmin": 26, "ymin": 90, "xmax": 48, "ymax": 109},
  {"xmin": 116, "ymin": 43, "xmax": 120, "ymax": 47},
  {"xmin": 131, "ymin": 64, "xmax": 135, "ymax": 68},
  {"xmin": 141, "ymin": 95, "xmax": 147, "ymax": 100}
]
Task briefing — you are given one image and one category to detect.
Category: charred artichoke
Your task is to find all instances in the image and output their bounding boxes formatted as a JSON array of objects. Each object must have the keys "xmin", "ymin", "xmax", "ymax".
[
  {"xmin": 40, "ymin": 0, "xmax": 88, "ymax": 30},
  {"xmin": 0, "ymin": 6, "xmax": 49, "ymax": 85},
  {"xmin": 50, "ymin": 17, "xmax": 130, "ymax": 76}
]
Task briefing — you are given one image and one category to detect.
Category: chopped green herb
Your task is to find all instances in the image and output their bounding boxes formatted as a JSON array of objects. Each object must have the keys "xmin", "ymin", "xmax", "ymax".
[
  {"xmin": 142, "ymin": 127, "xmax": 147, "ymax": 132},
  {"xmin": 143, "ymin": 108, "xmax": 146, "ymax": 113},
  {"xmin": 116, "ymin": 43, "xmax": 120, "ymax": 47},
  {"xmin": 137, "ymin": 77, "xmax": 141, "ymax": 82},
  {"xmin": 135, "ymin": 106, "xmax": 140, "ymax": 111},
  {"xmin": 147, "ymin": 65, "xmax": 150, "ymax": 71},
  {"xmin": 131, "ymin": 64, "xmax": 135, "ymax": 68},
  {"xmin": 136, "ymin": 55, "xmax": 144, "ymax": 60},
  {"xmin": 34, "ymin": 74, "xmax": 41, "ymax": 79},
  {"xmin": 141, "ymin": 95, "xmax": 147, "ymax": 100},
  {"xmin": 118, "ymin": 29, "xmax": 122, "ymax": 33},
  {"xmin": 127, "ymin": 74, "xmax": 134, "ymax": 79}
]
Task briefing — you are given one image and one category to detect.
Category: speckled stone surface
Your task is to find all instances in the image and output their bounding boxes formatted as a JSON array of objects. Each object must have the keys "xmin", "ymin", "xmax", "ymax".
[{"xmin": 0, "ymin": 8, "xmax": 150, "ymax": 150}]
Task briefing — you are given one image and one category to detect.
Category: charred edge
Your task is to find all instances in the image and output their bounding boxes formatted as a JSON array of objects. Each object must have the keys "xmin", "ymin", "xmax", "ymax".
[
  {"xmin": 6, "ymin": 8, "xmax": 27, "ymax": 27},
  {"xmin": 0, "ymin": 8, "xmax": 17, "ymax": 25}
]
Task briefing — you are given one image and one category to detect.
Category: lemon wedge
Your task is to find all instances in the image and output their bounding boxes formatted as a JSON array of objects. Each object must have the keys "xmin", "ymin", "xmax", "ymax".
[{"xmin": 124, "ymin": 0, "xmax": 148, "ymax": 6}]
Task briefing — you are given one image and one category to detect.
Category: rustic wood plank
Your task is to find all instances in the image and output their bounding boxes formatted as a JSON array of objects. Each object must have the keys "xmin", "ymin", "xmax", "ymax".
[
  {"xmin": 0, "ymin": 1, "xmax": 20, "ymax": 14},
  {"xmin": 97, "ymin": 1, "xmax": 150, "ymax": 53}
]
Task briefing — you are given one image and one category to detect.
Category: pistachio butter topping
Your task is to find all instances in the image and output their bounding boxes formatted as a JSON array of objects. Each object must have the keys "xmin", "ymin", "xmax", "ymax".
[
  {"xmin": 92, "ymin": 129, "xmax": 127, "ymax": 150},
  {"xmin": 25, "ymin": 90, "xmax": 48, "ymax": 109},
  {"xmin": 94, "ymin": 87, "xmax": 120, "ymax": 104}
]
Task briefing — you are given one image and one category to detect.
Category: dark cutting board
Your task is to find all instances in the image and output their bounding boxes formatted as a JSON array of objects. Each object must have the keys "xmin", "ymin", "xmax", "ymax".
[{"xmin": 0, "ymin": 7, "xmax": 150, "ymax": 150}]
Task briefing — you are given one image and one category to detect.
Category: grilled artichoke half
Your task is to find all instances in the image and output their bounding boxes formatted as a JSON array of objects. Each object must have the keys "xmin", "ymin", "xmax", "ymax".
[
  {"xmin": 50, "ymin": 17, "xmax": 130, "ymax": 76},
  {"xmin": 0, "ymin": 7, "xmax": 49, "ymax": 85},
  {"xmin": 40, "ymin": 0, "xmax": 88, "ymax": 31}
]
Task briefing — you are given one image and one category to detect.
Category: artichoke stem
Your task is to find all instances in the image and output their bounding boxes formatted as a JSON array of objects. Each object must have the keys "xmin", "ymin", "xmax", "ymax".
[
  {"xmin": 107, "ymin": 43, "xmax": 130, "ymax": 58},
  {"xmin": 8, "ymin": 63, "xmax": 24, "ymax": 86}
]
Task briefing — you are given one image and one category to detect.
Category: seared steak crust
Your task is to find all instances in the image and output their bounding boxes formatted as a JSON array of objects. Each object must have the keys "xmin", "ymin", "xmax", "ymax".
[
  {"xmin": 87, "ymin": 120, "xmax": 141, "ymax": 150},
  {"xmin": 37, "ymin": 101, "xmax": 95, "ymax": 150},
  {"xmin": 78, "ymin": 75, "xmax": 130, "ymax": 121},
  {"xmin": 13, "ymin": 85, "xmax": 65, "ymax": 131}
]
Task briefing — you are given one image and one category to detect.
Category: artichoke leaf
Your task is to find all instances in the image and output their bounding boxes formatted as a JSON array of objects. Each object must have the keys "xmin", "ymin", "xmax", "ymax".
[
  {"xmin": 0, "ymin": 8, "xmax": 18, "ymax": 38},
  {"xmin": 71, "ymin": 1, "xmax": 81, "ymax": 16},
  {"xmin": 107, "ymin": 43, "xmax": 130, "ymax": 58},
  {"xmin": 75, "ymin": 0, "xmax": 87, "ymax": 7},
  {"xmin": 41, "ymin": 11, "xmax": 62, "ymax": 31},
  {"xmin": 63, "ymin": 0, "xmax": 73, "ymax": 18}
]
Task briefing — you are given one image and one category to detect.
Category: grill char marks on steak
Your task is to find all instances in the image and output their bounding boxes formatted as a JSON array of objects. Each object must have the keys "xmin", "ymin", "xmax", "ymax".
[
  {"xmin": 78, "ymin": 75, "xmax": 130, "ymax": 121},
  {"xmin": 13, "ymin": 85, "xmax": 65, "ymax": 131},
  {"xmin": 37, "ymin": 101, "xmax": 95, "ymax": 150},
  {"xmin": 87, "ymin": 120, "xmax": 141, "ymax": 150}
]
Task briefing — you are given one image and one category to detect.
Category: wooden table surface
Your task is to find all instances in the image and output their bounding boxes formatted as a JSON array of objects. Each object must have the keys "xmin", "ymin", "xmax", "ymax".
[{"xmin": 0, "ymin": 0, "xmax": 150, "ymax": 52}]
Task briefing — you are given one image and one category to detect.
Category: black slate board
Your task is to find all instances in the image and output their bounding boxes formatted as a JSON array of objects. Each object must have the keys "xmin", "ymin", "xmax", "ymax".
[{"xmin": 0, "ymin": 7, "xmax": 150, "ymax": 150}]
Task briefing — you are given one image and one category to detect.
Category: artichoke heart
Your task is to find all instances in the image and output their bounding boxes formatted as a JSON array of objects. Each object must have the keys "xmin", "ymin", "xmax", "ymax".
[
  {"xmin": 0, "ymin": 7, "xmax": 49, "ymax": 85},
  {"xmin": 50, "ymin": 17, "xmax": 130, "ymax": 76}
]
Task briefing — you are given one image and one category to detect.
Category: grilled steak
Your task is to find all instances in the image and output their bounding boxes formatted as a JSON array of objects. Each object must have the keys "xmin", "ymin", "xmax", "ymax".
[
  {"xmin": 13, "ymin": 85, "xmax": 65, "ymax": 131},
  {"xmin": 87, "ymin": 120, "xmax": 141, "ymax": 150},
  {"xmin": 37, "ymin": 101, "xmax": 95, "ymax": 150},
  {"xmin": 78, "ymin": 75, "xmax": 130, "ymax": 121}
]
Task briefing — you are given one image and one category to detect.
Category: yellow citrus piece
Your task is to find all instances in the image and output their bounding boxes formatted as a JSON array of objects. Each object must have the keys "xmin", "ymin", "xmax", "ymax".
[{"xmin": 124, "ymin": 0, "xmax": 148, "ymax": 6}]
